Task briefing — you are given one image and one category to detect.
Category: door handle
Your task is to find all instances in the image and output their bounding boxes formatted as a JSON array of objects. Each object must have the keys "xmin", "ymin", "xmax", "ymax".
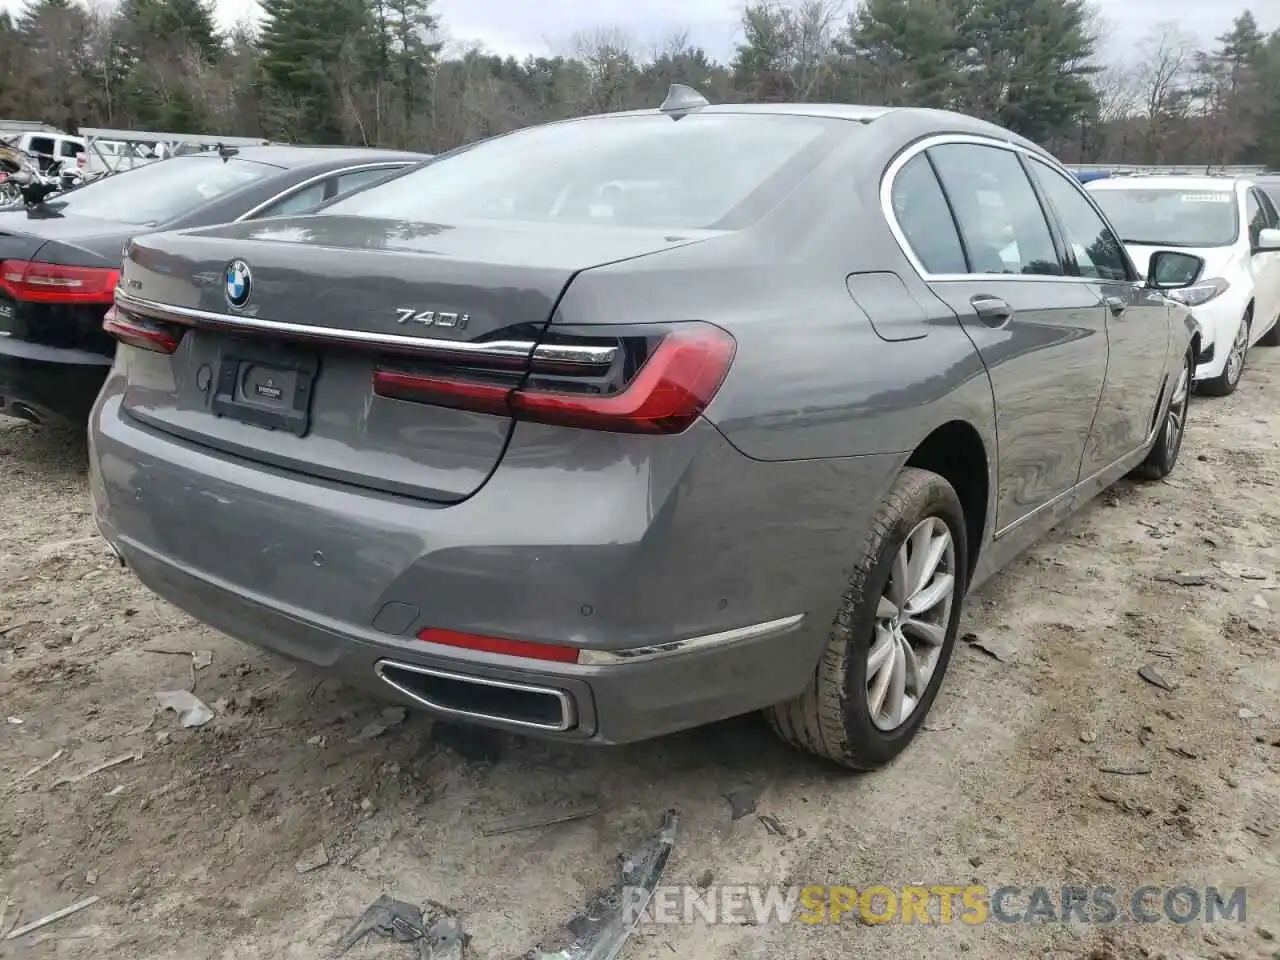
[
  {"xmin": 970, "ymin": 294, "xmax": 1013, "ymax": 327},
  {"xmin": 1105, "ymin": 296, "xmax": 1126, "ymax": 317}
]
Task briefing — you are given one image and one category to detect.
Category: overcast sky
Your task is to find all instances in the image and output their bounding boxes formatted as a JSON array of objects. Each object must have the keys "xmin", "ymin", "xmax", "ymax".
[{"xmin": 3, "ymin": 0, "xmax": 1277, "ymax": 62}]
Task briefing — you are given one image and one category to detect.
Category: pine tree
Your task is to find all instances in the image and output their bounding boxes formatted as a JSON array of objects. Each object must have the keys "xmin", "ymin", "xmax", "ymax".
[
  {"xmin": 847, "ymin": 0, "xmax": 966, "ymax": 108},
  {"xmin": 257, "ymin": 0, "xmax": 379, "ymax": 141}
]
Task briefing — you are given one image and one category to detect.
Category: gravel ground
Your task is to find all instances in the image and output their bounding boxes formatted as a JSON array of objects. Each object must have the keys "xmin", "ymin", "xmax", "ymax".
[{"xmin": 1, "ymin": 353, "xmax": 1279, "ymax": 960}]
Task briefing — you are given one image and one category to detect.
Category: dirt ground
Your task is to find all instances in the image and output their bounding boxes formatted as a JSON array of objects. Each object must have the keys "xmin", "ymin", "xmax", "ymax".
[{"xmin": 1, "ymin": 355, "xmax": 1279, "ymax": 960}]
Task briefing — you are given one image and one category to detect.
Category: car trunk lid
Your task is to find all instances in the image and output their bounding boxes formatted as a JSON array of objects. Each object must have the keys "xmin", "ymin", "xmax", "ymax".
[{"xmin": 113, "ymin": 215, "xmax": 717, "ymax": 502}]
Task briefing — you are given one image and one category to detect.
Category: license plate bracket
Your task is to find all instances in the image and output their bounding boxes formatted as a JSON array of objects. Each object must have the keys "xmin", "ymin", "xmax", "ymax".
[{"xmin": 210, "ymin": 341, "xmax": 319, "ymax": 437}]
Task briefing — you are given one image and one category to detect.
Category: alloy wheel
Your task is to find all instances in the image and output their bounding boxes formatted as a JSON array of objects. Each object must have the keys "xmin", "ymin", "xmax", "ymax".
[
  {"xmin": 1166, "ymin": 357, "xmax": 1190, "ymax": 454},
  {"xmin": 868, "ymin": 516, "xmax": 957, "ymax": 731},
  {"xmin": 1225, "ymin": 321, "xmax": 1248, "ymax": 386}
]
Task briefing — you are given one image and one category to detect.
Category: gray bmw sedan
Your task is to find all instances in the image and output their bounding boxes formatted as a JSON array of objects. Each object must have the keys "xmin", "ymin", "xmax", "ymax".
[{"xmin": 89, "ymin": 89, "xmax": 1203, "ymax": 769}]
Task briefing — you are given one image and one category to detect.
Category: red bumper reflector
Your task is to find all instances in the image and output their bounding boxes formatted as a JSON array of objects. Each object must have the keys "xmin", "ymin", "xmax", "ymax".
[{"xmin": 417, "ymin": 627, "xmax": 582, "ymax": 664}]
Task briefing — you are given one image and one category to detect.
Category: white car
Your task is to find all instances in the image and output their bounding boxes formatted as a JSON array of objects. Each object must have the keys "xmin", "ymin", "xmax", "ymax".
[{"xmin": 1087, "ymin": 175, "xmax": 1280, "ymax": 396}]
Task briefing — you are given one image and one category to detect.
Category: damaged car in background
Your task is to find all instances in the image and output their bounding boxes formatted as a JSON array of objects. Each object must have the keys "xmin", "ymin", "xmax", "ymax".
[{"xmin": 90, "ymin": 88, "xmax": 1203, "ymax": 770}]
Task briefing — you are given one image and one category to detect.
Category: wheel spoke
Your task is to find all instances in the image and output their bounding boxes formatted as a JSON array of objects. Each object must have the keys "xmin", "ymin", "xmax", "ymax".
[
  {"xmin": 905, "ymin": 573, "xmax": 955, "ymax": 617},
  {"xmin": 883, "ymin": 643, "xmax": 907, "ymax": 726},
  {"xmin": 876, "ymin": 595, "xmax": 899, "ymax": 620},
  {"xmin": 890, "ymin": 547, "xmax": 910, "ymax": 608},
  {"xmin": 901, "ymin": 638, "xmax": 924, "ymax": 696},
  {"xmin": 868, "ymin": 646, "xmax": 893, "ymax": 718},
  {"xmin": 867, "ymin": 626, "xmax": 895, "ymax": 678},
  {"xmin": 901, "ymin": 616, "xmax": 946, "ymax": 646}
]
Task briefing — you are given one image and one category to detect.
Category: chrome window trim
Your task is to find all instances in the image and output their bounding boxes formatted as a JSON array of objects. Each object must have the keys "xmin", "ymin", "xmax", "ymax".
[
  {"xmin": 112, "ymin": 289, "xmax": 619, "ymax": 366},
  {"xmin": 235, "ymin": 161, "xmax": 411, "ymax": 222},
  {"xmin": 880, "ymin": 133, "xmax": 1131, "ymax": 285}
]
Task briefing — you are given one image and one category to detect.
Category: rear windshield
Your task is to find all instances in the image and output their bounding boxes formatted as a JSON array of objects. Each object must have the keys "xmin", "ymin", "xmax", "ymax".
[
  {"xmin": 324, "ymin": 113, "xmax": 841, "ymax": 230},
  {"xmin": 39, "ymin": 156, "xmax": 277, "ymax": 226},
  {"xmin": 1089, "ymin": 188, "xmax": 1238, "ymax": 247}
]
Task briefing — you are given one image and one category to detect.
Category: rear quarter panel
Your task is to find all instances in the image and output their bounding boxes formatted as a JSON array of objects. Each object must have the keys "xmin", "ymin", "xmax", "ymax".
[{"xmin": 557, "ymin": 135, "xmax": 997, "ymax": 466}]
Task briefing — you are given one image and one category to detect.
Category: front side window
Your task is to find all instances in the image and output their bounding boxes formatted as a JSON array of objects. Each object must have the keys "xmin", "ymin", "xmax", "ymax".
[
  {"xmin": 41, "ymin": 156, "xmax": 278, "ymax": 225},
  {"xmin": 324, "ymin": 113, "xmax": 845, "ymax": 230},
  {"xmin": 890, "ymin": 153, "xmax": 966, "ymax": 274},
  {"xmin": 928, "ymin": 143, "xmax": 1061, "ymax": 276},
  {"xmin": 1030, "ymin": 159, "xmax": 1130, "ymax": 281},
  {"xmin": 1089, "ymin": 188, "xmax": 1238, "ymax": 248}
]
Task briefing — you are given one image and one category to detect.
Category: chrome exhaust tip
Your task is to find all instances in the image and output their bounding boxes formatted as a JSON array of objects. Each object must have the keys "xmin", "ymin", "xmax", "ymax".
[{"xmin": 374, "ymin": 660, "xmax": 576, "ymax": 733}]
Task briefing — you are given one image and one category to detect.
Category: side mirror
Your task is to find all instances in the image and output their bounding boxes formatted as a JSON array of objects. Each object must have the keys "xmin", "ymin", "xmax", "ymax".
[
  {"xmin": 1256, "ymin": 227, "xmax": 1280, "ymax": 253},
  {"xmin": 1145, "ymin": 250, "xmax": 1204, "ymax": 290}
]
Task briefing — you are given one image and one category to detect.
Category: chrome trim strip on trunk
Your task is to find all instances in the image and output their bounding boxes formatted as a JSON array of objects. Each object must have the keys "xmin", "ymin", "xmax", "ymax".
[
  {"xmin": 373, "ymin": 660, "xmax": 577, "ymax": 732},
  {"xmin": 112, "ymin": 289, "xmax": 619, "ymax": 366},
  {"xmin": 576, "ymin": 614, "xmax": 806, "ymax": 666}
]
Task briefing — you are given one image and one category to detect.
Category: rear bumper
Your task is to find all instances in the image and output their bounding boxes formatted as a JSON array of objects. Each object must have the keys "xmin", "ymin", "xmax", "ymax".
[
  {"xmin": 0, "ymin": 338, "xmax": 112, "ymax": 425},
  {"xmin": 89, "ymin": 375, "xmax": 906, "ymax": 744}
]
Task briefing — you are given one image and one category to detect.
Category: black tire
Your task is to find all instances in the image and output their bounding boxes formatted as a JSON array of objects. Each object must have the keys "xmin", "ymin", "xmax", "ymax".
[
  {"xmin": 766, "ymin": 467, "xmax": 968, "ymax": 770},
  {"xmin": 1199, "ymin": 309, "xmax": 1250, "ymax": 397},
  {"xmin": 1259, "ymin": 311, "xmax": 1280, "ymax": 347},
  {"xmin": 1133, "ymin": 348, "xmax": 1193, "ymax": 481}
]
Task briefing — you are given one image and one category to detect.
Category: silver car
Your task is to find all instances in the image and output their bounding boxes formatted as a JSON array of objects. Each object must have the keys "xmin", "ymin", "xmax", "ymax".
[{"xmin": 89, "ymin": 92, "xmax": 1204, "ymax": 769}]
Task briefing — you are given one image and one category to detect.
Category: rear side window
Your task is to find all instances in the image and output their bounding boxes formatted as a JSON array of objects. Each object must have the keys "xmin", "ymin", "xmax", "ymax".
[
  {"xmin": 40, "ymin": 156, "xmax": 277, "ymax": 225},
  {"xmin": 929, "ymin": 144, "xmax": 1061, "ymax": 276},
  {"xmin": 324, "ymin": 114, "xmax": 843, "ymax": 230},
  {"xmin": 27, "ymin": 136, "xmax": 55, "ymax": 155},
  {"xmin": 890, "ymin": 154, "xmax": 966, "ymax": 274},
  {"xmin": 334, "ymin": 166, "xmax": 402, "ymax": 195},
  {"xmin": 1030, "ymin": 159, "xmax": 1130, "ymax": 281},
  {"xmin": 257, "ymin": 180, "xmax": 329, "ymax": 218}
]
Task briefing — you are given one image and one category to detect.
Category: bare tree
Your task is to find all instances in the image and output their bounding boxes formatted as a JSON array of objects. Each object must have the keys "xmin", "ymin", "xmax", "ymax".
[{"xmin": 1134, "ymin": 22, "xmax": 1195, "ymax": 163}]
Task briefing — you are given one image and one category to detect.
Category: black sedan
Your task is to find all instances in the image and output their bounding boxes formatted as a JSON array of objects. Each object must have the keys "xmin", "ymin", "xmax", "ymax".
[{"xmin": 0, "ymin": 145, "xmax": 427, "ymax": 425}]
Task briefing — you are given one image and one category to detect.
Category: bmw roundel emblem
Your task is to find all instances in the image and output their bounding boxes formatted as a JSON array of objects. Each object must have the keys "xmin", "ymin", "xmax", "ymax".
[{"xmin": 224, "ymin": 259, "xmax": 252, "ymax": 309}]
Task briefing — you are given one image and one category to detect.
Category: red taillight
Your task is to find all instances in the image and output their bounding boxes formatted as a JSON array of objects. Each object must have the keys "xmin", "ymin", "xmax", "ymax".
[
  {"xmin": 373, "ymin": 325, "xmax": 736, "ymax": 435},
  {"xmin": 417, "ymin": 627, "xmax": 582, "ymax": 664},
  {"xmin": 103, "ymin": 306, "xmax": 183, "ymax": 354},
  {"xmin": 0, "ymin": 259, "xmax": 119, "ymax": 304}
]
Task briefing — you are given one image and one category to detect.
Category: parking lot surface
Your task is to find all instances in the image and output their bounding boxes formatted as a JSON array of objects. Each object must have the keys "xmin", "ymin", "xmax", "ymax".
[{"xmin": 1, "ymin": 355, "xmax": 1278, "ymax": 959}]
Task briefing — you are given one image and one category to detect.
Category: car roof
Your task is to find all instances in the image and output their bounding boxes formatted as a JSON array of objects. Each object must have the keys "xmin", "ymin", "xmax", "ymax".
[
  {"xmin": 1085, "ymin": 175, "xmax": 1243, "ymax": 192},
  {"xmin": 556, "ymin": 102, "xmax": 1051, "ymax": 155},
  {"xmin": 205, "ymin": 145, "xmax": 430, "ymax": 169}
]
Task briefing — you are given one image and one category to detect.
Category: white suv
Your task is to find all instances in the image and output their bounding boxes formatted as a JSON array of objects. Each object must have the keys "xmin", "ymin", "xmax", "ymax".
[{"xmin": 1087, "ymin": 175, "xmax": 1280, "ymax": 396}]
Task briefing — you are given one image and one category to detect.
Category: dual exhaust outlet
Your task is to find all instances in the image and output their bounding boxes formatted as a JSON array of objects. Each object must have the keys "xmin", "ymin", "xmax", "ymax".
[{"xmin": 374, "ymin": 660, "xmax": 576, "ymax": 733}]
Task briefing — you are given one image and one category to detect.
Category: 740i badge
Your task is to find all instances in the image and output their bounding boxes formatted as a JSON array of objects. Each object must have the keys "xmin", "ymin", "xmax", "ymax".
[{"xmin": 394, "ymin": 308, "xmax": 469, "ymax": 330}]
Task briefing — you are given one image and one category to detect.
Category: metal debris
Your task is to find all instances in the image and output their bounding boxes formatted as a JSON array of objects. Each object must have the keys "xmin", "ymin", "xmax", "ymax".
[
  {"xmin": 481, "ymin": 803, "xmax": 601, "ymax": 837},
  {"xmin": 156, "ymin": 690, "xmax": 215, "ymax": 728},
  {"xmin": 2, "ymin": 895, "xmax": 100, "ymax": 941},
  {"xmin": 723, "ymin": 784, "xmax": 762, "ymax": 821},
  {"xmin": 1098, "ymin": 765, "xmax": 1152, "ymax": 776},
  {"xmin": 525, "ymin": 809, "xmax": 677, "ymax": 960},
  {"xmin": 962, "ymin": 632, "xmax": 1009, "ymax": 662},
  {"xmin": 1138, "ymin": 665, "xmax": 1176, "ymax": 692},
  {"xmin": 331, "ymin": 895, "xmax": 466, "ymax": 960}
]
